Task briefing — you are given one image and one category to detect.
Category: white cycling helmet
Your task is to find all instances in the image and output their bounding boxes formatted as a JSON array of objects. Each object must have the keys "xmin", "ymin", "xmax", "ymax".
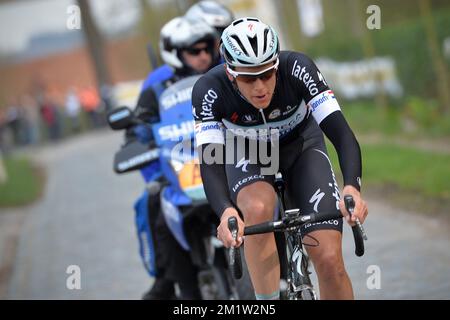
[
  {"xmin": 160, "ymin": 16, "xmax": 217, "ymax": 70},
  {"xmin": 220, "ymin": 17, "xmax": 280, "ymax": 68},
  {"xmin": 185, "ymin": 1, "xmax": 234, "ymax": 34}
]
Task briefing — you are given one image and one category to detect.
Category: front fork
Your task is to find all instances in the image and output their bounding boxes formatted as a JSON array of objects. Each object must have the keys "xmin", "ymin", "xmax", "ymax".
[
  {"xmin": 275, "ymin": 172, "xmax": 317, "ymax": 300},
  {"xmin": 286, "ymin": 233, "xmax": 317, "ymax": 300}
]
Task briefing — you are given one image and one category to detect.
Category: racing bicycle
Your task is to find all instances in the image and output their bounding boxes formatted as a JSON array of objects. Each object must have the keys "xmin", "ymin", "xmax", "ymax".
[{"xmin": 228, "ymin": 172, "xmax": 367, "ymax": 300}]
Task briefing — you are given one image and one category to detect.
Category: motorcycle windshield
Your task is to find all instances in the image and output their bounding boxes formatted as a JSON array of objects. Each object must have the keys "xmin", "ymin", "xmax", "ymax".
[{"xmin": 152, "ymin": 75, "xmax": 200, "ymax": 146}]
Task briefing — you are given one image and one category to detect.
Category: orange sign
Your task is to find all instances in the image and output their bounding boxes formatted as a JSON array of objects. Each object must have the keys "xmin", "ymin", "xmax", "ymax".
[{"xmin": 178, "ymin": 160, "xmax": 203, "ymax": 189}]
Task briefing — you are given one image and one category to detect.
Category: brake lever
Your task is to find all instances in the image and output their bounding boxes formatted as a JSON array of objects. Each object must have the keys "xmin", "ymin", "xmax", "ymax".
[{"xmin": 344, "ymin": 195, "xmax": 368, "ymax": 240}]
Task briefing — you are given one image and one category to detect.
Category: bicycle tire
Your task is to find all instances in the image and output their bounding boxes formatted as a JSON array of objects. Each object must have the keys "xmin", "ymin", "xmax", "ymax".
[{"xmin": 300, "ymin": 288, "xmax": 317, "ymax": 300}]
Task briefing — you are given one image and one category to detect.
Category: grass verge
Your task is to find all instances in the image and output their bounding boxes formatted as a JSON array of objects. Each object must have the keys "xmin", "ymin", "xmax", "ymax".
[
  {"xmin": 0, "ymin": 156, "xmax": 45, "ymax": 208},
  {"xmin": 327, "ymin": 141, "xmax": 450, "ymax": 216}
]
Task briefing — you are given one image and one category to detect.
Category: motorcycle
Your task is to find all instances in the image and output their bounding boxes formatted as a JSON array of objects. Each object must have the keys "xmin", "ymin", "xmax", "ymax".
[{"xmin": 107, "ymin": 75, "xmax": 254, "ymax": 300}]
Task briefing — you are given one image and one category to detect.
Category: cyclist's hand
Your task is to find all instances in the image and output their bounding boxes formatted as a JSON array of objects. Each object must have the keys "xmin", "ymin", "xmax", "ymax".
[
  {"xmin": 217, "ymin": 207, "xmax": 245, "ymax": 248},
  {"xmin": 339, "ymin": 185, "xmax": 368, "ymax": 226}
]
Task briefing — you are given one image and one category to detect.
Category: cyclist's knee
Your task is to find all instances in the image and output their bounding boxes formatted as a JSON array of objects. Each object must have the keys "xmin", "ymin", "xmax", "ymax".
[
  {"xmin": 240, "ymin": 200, "xmax": 273, "ymax": 224},
  {"xmin": 313, "ymin": 250, "xmax": 346, "ymax": 280},
  {"xmin": 236, "ymin": 182, "xmax": 276, "ymax": 223}
]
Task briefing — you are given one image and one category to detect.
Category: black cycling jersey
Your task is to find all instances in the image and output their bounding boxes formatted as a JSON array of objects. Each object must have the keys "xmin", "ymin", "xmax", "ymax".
[
  {"xmin": 224, "ymin": 116, "xmax": 344, "ymax": 235},
  {"xmin": 192, "ymin": 51, "xmax": 340, "ymax": 144},
  {"xmin": 192, "ymin": 50, "xmax": 362, "ymax": 218}
]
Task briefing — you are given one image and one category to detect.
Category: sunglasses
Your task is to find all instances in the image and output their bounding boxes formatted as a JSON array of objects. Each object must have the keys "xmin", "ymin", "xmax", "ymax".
[
  {"xmin": 184, "ymin": 46, "xmax": 211, "ymax": 56},
  {"xmin": 227, "ymin": 59, "xmax": 279, "ymax": 84}
]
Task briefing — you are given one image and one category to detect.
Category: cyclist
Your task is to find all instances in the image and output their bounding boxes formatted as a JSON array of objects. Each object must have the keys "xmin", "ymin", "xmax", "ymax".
[
  {"xmin": 133, "ymin": 16, "xmax": 219, "ymax": 300},
  {"xmin": 192, "ymin": 18, "xmax": 369, "ymax": 300}
]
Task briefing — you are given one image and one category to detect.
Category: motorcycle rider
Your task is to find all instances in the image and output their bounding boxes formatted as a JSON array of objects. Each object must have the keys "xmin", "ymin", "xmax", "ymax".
[
  {"xmin": 185, "ymin": 0, "xmax": 235, "ymax": 37},
  {"xmin": 132, "ymin": 16, "xmax": 220, "ymax": 300}
]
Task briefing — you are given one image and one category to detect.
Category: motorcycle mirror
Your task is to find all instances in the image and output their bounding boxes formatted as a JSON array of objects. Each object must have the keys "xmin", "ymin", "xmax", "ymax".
[{"xmin": 107, "ymin": 106, "xmax": 135, "ymax": 130}]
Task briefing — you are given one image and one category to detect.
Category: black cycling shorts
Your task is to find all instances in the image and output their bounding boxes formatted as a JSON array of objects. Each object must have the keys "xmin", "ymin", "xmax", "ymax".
[{"xmin": 225, "ymin": 116, "xmax": 343, "ymax": 235}]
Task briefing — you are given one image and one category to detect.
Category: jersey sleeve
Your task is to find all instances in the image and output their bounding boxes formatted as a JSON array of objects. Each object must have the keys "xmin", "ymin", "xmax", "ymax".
[
  {"xmin": 286, "ymin": 52, "xmax": 341, "ymax": 124},
  {"xmin": 320, "ymin": 112, "xmax": 362, "ymax": 191},
  {"xmin": 192, "ymin": 75, "xmax": 234, "ymax": 217},
  {"xmin": 192, "ymin": 75, "xmax": 226, "ymax": 147}
]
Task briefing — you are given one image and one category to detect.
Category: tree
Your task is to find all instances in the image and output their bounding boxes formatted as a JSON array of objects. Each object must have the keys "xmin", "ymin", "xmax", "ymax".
[
  {"xmin": 77, "ymin": 0, "xmax": 111, "ymax": 87},
  {"xmin": 419, "ymin": 0, "xmax": 450, "ymax": 113}
]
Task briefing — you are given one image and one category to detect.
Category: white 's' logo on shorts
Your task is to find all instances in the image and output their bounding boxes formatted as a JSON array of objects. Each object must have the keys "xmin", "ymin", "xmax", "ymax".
[{"xmin": 236, "ymin": 157, "xmax": 250, "ymax": 172}]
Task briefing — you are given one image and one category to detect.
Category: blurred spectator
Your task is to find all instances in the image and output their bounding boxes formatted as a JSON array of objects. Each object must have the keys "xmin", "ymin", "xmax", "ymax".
[
  {"xmin": 40, "ymin": 94, "xmax": 60, "ymax": 141},
  {"xmin": 65, "ymin": 87, "xmax": 81, "ymax": 133},
  {"xmin": 0, "ymin": 149, "xmax": 6, "ymax": 184},
  {"xmin": 80, "ymin": 86, "xmax": 101, "ymax": 129},
  {"xmin": 20, "ymin": 94, "xmax": 41, "ymax": 145},
  {"xmin": 5, "ymin": 98, "xmax": 22, "ymax": 145},
  {"xmin": 0, "ymin": 108, "xmax": 10, "ymax": 153}
]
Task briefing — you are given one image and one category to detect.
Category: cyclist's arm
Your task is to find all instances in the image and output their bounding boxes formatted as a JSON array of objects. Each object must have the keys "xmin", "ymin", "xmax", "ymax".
[
  {"xmin": 192, "ymin": 75, "xmax": 235, "ymax": 218},
  {"xmin": 321, "ymin": 111, "xmax": 367, "ymax": 224},
  {"xmin": 198, "ymin": 143, "xmax": 235, "ymax": 218},
  {"xmin": 320, "ymin": 111, "xmax": 362, "ymax": 191},
  {"xmin": 287, "ymin": 52, "xmax": 362, "ymax": 190}
]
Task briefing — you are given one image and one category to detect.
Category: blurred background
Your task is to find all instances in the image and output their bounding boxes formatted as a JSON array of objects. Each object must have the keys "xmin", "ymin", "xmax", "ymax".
[{"xmin": 0, "ymin": 0, "xmax": 449, "ymax": 300}]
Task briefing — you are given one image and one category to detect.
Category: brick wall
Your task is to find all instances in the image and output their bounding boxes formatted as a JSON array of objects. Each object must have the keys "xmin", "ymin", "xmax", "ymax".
[{"xmin": 0, "ymin": 35, "xmax": 153, "ymax": 106}]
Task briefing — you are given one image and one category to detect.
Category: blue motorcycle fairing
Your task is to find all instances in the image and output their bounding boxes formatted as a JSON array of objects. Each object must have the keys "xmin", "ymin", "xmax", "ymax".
[
  {"xmin": 134, "ymin": 75, "xmax": 205, "ymax": 276},
  {"xmin": 140, "ymin": 160, "xmax": 162, "ymax": 183},
  {"xmin": 150, "ymin": 76, "xmax": 208, "ymax": 251},
  {"xmin": 160, "ymin": 186, "xmax": 191, "ymax": 251},
  {"xmin": 133, "ymin": 124, "xmax": 154, "ymax": 144},
  {"xmin": 137, "ymin": 65, "xmax": 176, "ymax": 184},
  {"xmin": 141, "ymin": 64, "xmax": 174, "ymax": 93},
  {"xmin": 134, "ymin": 190, "xmax": 157, "ymax": 277},
  {"xmin": 152, "ymin": 76, "xmax": 200, "ymax": 147},
  {"xmin": 133, "ymin": 66, "xmax": 175, "ymax": 278}
]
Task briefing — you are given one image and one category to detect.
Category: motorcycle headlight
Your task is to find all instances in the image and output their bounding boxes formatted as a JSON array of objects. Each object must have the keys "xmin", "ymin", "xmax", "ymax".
[{"xmin": 170, "ymin": 159, "xmax": 184, "ymax": 173}]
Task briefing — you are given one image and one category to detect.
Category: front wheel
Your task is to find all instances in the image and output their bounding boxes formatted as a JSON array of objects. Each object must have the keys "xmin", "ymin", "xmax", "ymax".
[
  {"xmin": 300, "ymin": 287, "xmax": 317, "ymax": 300},
  {"xmin": 198, "ymin": 267, "xmax": 229, "ymax": 300},
  {"xmin": 198, "ymin": 265, "xmax": 255, "ymax": 300}
]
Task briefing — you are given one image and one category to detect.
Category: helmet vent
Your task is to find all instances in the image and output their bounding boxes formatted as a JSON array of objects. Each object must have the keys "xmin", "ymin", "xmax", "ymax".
[
  {"xmin": 263, "ymin": 28, "xmax": 269, "ymax": 54},
  {"xmin": 231, "ymin": 35, "xmax": 249, "ymax": 56},
  {"xmin": 248, "ymin": 35, "xmax": 258, "ymax": 57},
  {"xmin": 232, "ymin": 18, "xmax": 244, "ymax": 26},
  {"xmin": 223, "ymin": 47, "xmax": 234, "ymax": 63},
  {"xmin": 262, "ymin": 55, "xmax": 273, "ymax": 63},
  {"xmin": 236, "ymin": 57, "xmax": 252, "ymax": 65}
]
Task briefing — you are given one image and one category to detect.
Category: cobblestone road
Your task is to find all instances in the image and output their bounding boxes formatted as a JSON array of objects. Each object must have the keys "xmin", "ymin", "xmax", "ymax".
[{"xmin": 3, "ymin": 129, "xmax": 450, "ymax": 299}]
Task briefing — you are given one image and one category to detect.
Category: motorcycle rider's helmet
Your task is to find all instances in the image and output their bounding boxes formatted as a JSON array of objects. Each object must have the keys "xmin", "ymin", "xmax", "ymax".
[
  {"xmin": 159, "ymin": 16, "xmax": 218, "ymax": 74},
  {"xmin": 220, "ymin": 17, "xmax": 280, "ymax": 68},
  {"xmin": 185, "ymin": 0, "xmax": 234, "ymax": 36}
]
